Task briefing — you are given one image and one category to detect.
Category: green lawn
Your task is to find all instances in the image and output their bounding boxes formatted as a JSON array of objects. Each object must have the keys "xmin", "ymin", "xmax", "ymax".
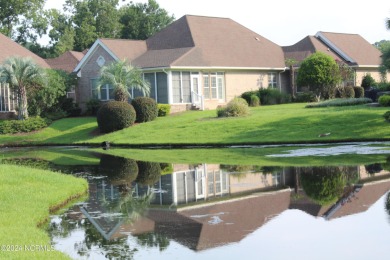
[
  {"xmin": 0, "ymin": 165, "xmax": 88, "ymax": 260},
  {"xmin": 0, "ymin": 103, "xmax": 389, "ymax": 146}
]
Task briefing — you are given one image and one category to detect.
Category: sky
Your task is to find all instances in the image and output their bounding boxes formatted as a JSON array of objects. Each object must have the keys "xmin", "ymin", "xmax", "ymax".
[{"xmin": 44, "ymin": 0, "xmax": 390, "ymax": 46}]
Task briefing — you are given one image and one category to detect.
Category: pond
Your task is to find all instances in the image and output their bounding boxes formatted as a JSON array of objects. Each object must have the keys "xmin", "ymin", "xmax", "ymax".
[{"xmin": 2, "ymin": 143, "xmax": 390, "ymax": 260}]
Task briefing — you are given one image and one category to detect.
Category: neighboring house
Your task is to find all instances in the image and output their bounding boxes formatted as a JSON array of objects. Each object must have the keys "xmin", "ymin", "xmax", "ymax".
[
  {"xmin": 283, "ymin": 31, "xmax": 388, "ymax": 94},
  {"xmin": 46, "ymin": 50, "xmax": 86, "ymax": 100},
  {"xmin": 73, "ymin": 15, "xmax": 286, "ymax": 112},
  {"xmin": 46, "ymin": 50, "xmax": 85, "ymax": 73},
  {"xmin": 0, "ymin": 33, "xmax": 50, "ymax": 68},
  {"xmin": 0, "ymin": 33, "xmax": 50, "ymax": 117}
]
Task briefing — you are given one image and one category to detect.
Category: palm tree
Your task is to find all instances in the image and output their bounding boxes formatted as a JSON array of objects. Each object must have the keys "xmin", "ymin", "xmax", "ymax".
[
  {"xmin": 98, "ymin": 59, "xmax": 150, "ymax": 102},
  {"xmin": 0, "ymin": 57, "xmax": 45, "ymax": 119}
]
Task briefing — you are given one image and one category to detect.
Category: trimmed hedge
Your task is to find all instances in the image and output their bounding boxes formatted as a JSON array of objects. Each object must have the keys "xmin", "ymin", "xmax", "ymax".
[
  {"xmin": 0, "ymin": 117, "xmax": 51, "ymax": 134},
  {"xmin": 259, "ymin": 88, "xmax": 291, "ymax": 105},
  {"xmin": 305, "ymin": 98, "xmax": 372, "ymax": 108},
  {"xmin": 344, "ymin": 86, "xmax": 355, "ymax": 98},
  {"xmin": 131, "ymin": 97, "xmax": 158, "ymax": 123},
  {"xmin": 294, "ymin": 92, "xmax": 317, "ymax": 103},
  {"xmin": 379, "ymin": 95, "xmax": 390, "ymax": 107},
  {"xmin": 97, "ymin": 101, "xmax": 136, "ymax": 133},
  {"xmin": 353, "ymin": 86, "xmax": 364, "ymax": 98},
  {"xmin": 157, "ymin": 104, "xmax": 171, "ymax": 117}
]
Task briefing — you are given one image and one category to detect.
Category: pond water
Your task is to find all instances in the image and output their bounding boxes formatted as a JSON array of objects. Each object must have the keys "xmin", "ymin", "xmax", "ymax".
[{"xmin": 2, "ymin": 143, "xmax": 390, "ymax": 260}]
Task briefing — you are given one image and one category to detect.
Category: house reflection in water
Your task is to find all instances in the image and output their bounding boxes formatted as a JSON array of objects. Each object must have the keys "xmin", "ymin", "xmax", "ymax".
[
  {"xmin": 150, "ymin": 164, "xmax": 290, "ymax": 206},
  {"xmin": 65, "ymin": 163, "xmax": 390, "ymax": 252}
]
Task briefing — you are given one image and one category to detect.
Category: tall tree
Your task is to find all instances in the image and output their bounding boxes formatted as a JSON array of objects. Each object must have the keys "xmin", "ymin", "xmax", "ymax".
[
  {"xmin": 296, "ymin": 52, "xmax": 342, "ymax": 101},
  {"xmin": 68, "ymin": 0, "xmax": 120, "ymax": 51},
  {"xmin": 98, "ymin": 59, "xmax": 150, "ymax": 102},
  {"xmin": 0, "ymin": 0, "xmax": 48, "ymax": 44},
  {"xmin": 119, "ymin": 0, "xmax": 174, "ymax": 40},
  {"xmin": 382, "ymin": 16, "xmax": 390, "ymax": 73},
  {"xmin": 0, "ymin": 57, "xmax": 46, "ymax": 119}
]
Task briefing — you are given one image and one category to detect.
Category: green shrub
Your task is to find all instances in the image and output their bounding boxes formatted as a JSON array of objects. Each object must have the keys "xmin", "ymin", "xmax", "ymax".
[
  {"xmin": 0, "ymin": 117, "xmax": 51, "ymax": 134},
  {"xmin": 136, "ymin": 161, "xmax": 161, "ymax": 185},
  {"xmin": 99, "ymin": 154, "xmax": 138, "ymax": 185},
  {"xmin": 379, "ymin": 95, "xmax": 390, "ymax": 106},
  {"xmin": 305, "ymin": 98, "xmax": 372, "ymax": 108},
  {"xmin": 361, "ymin": 74, "xmax": 376, "ymax": 90},
  {"xmin": 131, "ymin": 97, "xmax": 158, "ymax": 123},
  {"xmin": 97, "ymin": 101, "xmax": 136, "ymax": 133},
  {"xmin": 157, "ymin": 104, "xmax": 171, "ymax": 117},
  {"xmin": 377, "ymin": 82, "xmax": 390, "ymax": 91},
  {"xmin": 294, "ymin": 92, "xmax": 317, "ymax": 103},
  {"xmin": 241, "ymin": 90, "xmax": 259, "ymax": 105},
  {"xmin": 249, "ymin": 94, "xmax": 260, "ymax": 107},
  {"xmin": 344, "ymin": 86, "xmax": 355, "ymax": 98},
  {"xmin": 86, "ymin": 99, "xmax": 102, "ymax": 116},
  {"xmin": 353, "ymin": 86, "xmax": 364, "ymax": 98},
  {"xmin": 259, "ymin": 88, "xmax": 291, "ymax": 105},
  {"xmin": 383, "ymin": 111, "xmax": 390, "ymax": 121},
  {"xmin": 217, "ymin": 97, "xmax": 250, "ymax": 117}
]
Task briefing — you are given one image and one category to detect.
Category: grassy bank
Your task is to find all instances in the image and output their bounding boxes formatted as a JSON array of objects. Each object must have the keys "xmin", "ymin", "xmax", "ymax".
[
  {"xmin": 0, "ymin": 103, "xmax": 389, "ymax": 146},
  {"xmin": 0, "ymin": 165, "xmax": 88, "ymax": 259}
]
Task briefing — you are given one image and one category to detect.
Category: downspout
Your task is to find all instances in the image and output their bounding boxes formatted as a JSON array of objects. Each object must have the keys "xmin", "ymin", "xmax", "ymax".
[{"xmin": 279, "ymin": 67, "xmax": 287, "ymax": 93}]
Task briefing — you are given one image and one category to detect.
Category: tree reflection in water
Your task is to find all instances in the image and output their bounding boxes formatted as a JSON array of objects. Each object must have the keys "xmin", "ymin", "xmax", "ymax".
[{"xmin": 300, "ymin": 166, "xmax": 358, "ymax": 206}]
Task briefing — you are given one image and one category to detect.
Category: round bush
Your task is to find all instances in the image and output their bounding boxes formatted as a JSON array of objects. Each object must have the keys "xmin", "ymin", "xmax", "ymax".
[
  {"xmin": 353, "ymin": 86, "xmax": 364, "ymax": 98},
  {"xmin": 131, "ymin": 97, "xmax": 158, "ymax": 123},
  {"xmin": 97, "ymin": 101, "xmax": 136, "ymax": 133},
  {"xmin": 250, "ymin": 94, "xmax": 260, "ymax": 107},
  {"xmin": 379, "ymin": 95, "xmax": 390, "ymax": 107},
  {"xmin": 99, "ymin": 154, "xmax": 139, "ymax": 185},
  {"xmin": 344, "ymin": 86, "xmax": 355, "ymax": 98},
  {"xmin": 136, "ymin": 161, "xmax": 162, "ymax": 185},
  {"xmin": 217, "ymin": 97, "xmax": 250, "ymax": 117}
]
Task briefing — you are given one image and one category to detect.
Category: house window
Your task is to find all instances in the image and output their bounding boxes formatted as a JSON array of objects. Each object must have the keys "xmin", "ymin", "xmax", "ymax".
[
  {"xmin": 91, "ymin": 79, "xmax": 114, "ymax": 100},
  {"xmin": 203, "ymin": 72, "xmax": 225, "ymax": 100},
  {"xmin": 172, "ymin": 71, "xmax": 191, "ymax": 103},
  {"xmin": 268, "ymin": 73, "xmax": 277, "ymax": 88},
  {"xmin": 96, "ymin": 56, "xmax": 106, "ymax": 67}
]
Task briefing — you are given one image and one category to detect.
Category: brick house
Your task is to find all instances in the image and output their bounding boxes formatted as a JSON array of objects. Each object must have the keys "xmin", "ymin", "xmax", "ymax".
[
  {"xmin": 283, "ymin": 31, "xmax": 389, "ymax": 94},
  {"xmin": 73, "ymin": 15, "xmax": 287, "ymax": 112}
]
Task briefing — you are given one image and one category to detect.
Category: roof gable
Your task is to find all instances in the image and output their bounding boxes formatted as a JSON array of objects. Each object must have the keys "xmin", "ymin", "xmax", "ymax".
[
  {"xmin": 46, "ymin": 51, "xmax": 85, "ymax": 73},
  {"xmin": 0, "ymin": 33, "xmax": 50, "ymax": 68},
  {"xmin": 316, "ymin": 31, "xmax": 382, "ymax": 66},
  {"xmin": 73, "ymin": 39, "xmax": 147, "ymax": 72},
  {"xmin": 283, "ymin": 36, "xmax": 342, "ymax": 65}
]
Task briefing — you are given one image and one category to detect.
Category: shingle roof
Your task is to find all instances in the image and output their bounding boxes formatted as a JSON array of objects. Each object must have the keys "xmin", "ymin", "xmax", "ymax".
[
  {"xmin": 283, "ymin": 32, "xmax": 382, "ymax": 67},
  {"xmin": 316, "ymin": 31, "xmax": 382, "ymax": 66},
  {"xmin": 134, "ymin": 15, "xmax": 286, "ymax": 69},
  {"xmin": 100, "ymin": 39, "xmax": 147, "ymax": 61},
  {"xmin": 46, "ymin": 51, "xmax": 85, "ymax": 73},
  {"xmin": 283, "ymin": 36, "xmax": 343, "ymax": 66},
  {"xmin": 0, "ymin": 33, "xmax": 50, "ymax": 68}
]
